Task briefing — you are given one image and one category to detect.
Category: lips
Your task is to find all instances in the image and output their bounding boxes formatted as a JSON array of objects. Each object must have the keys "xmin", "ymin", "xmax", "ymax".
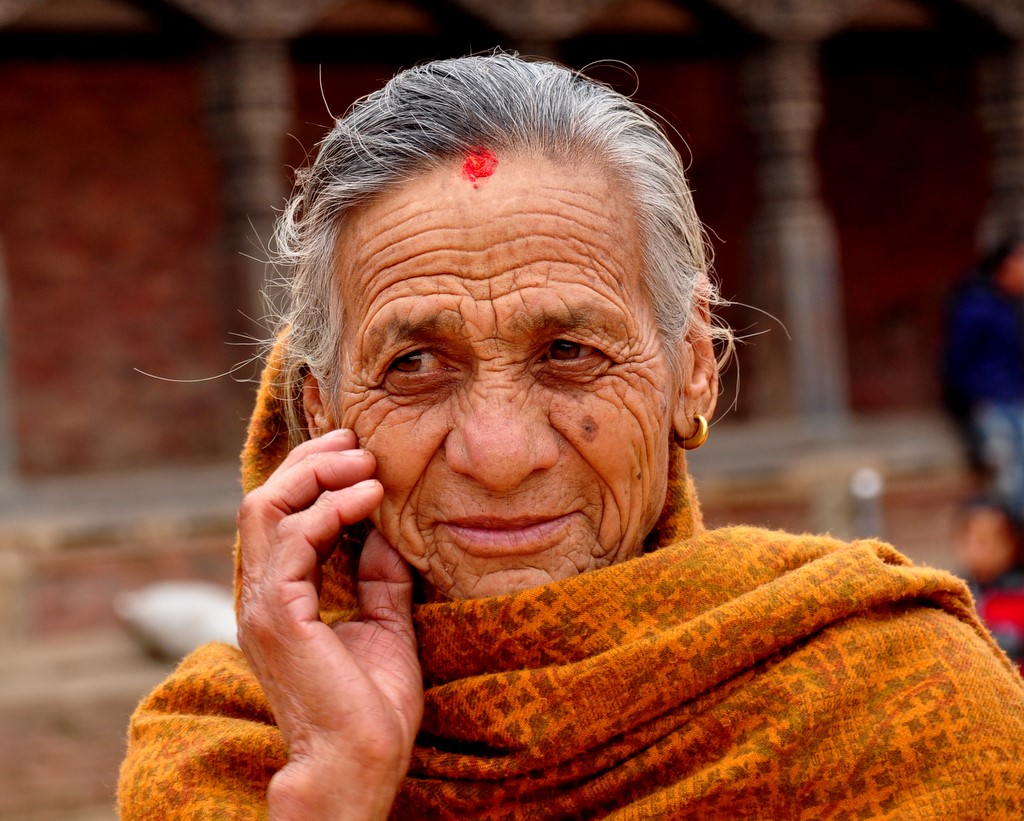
[{"xmin": 438, "ymin": 513, "xmax": 577, "ymax": 557}]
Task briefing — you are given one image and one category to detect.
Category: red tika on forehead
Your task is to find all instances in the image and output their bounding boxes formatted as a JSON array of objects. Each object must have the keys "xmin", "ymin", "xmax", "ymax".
[{"xmin": 462, "ymin": 148, "xmax": 498, "ymax": 186}]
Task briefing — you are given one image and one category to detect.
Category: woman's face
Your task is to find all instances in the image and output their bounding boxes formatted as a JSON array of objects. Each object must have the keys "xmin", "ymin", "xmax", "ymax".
[{"xmin": 305, "ymin": 153, "xmax": 713, "ymax": 598}]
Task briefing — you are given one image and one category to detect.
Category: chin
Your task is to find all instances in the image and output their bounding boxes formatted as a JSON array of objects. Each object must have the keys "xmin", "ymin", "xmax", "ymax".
[{"xmin": 449, "ymin": 566, "xmax": 574, "ymax": 599}]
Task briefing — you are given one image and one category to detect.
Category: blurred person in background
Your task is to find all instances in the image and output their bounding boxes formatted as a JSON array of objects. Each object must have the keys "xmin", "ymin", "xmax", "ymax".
[
  {"xmin": 943, "ymin": 239, "xmax": 1024, "ymax": 520},
  {"xmin": 954, "ymin": 495, "xmax": 1024, "ymax": 672}
]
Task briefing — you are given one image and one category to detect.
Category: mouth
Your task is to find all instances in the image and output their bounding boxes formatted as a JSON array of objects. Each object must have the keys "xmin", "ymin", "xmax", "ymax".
[{"xmin": 438, "ymin": 513, "xmax": 577, "ymax": 557}]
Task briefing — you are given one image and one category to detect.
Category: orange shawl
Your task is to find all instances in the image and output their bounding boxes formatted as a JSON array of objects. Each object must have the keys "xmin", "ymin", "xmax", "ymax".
[{"xmin": 119, "ymin": 349, "xmax": 1024, "ymax": 819}]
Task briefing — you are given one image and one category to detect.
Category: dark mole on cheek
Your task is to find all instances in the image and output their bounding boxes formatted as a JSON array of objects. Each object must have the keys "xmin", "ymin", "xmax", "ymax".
[{"xmin": 580, "ymin": 415, "xmax": 598, "ymax": 443}]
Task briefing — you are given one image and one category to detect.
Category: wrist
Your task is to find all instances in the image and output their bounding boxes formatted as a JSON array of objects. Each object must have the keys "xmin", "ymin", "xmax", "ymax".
[{"xmin": 268, "ymin": 746, "xmax": 405, "ymax": 821}]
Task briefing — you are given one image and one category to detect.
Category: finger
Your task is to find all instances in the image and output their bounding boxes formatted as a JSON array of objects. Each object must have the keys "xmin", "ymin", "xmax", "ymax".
[
  {"xmin": 274, "ymin": 427, "xmax": 358, "ymax": 473},
  {"xmin": 247, "ymin": 478, "xmax": 383, "ymax": 600},
  {"xmin": 357, "ymin": 530, "xmax": 415, "ymax": 641},
  {"xmin": 259, "ymin": 426, "xmax": 365, "ymax": 510},
  {"xmin": 276, "ymin": 479, "xmax": 385, "ymax": 574},
  {"xmin": 239, "ymin": 469, "xmax": 381, "ymax": 593},
  {"xmin": 267, "ymin": 448, "xmax": 378, "ymax": 517}
]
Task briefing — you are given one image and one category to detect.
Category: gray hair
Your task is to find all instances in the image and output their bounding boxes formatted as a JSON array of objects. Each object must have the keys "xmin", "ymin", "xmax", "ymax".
[{"xmin": 272, "ymin": 52, "xmax": 731, "ymax": 442}]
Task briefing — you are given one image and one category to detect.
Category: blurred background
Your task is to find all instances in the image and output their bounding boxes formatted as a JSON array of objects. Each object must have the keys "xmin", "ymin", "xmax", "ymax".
[{"xmin": 0, "ymin": 0, "xmax": 1019, "ymax": 817}]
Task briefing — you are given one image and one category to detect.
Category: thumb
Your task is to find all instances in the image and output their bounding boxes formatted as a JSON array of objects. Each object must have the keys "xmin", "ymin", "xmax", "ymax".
[{"xmin": 358, "ymin": 530, "xmax": 415, "ymax": 638}]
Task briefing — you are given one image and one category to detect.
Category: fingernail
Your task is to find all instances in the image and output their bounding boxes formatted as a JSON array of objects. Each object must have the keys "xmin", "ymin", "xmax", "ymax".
[
  {"xmin": 351, "ymin": 479, "xmax": 381, "ymax": 492},
  {"xmin": 323, "ymin": 428, "xmax": 353, "ymax": 440}
]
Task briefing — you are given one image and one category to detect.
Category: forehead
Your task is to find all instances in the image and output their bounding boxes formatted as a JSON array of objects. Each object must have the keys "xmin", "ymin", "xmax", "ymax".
[{"xmin": 332, "ymin": 153, "xmax": 652, "ymax": 342}]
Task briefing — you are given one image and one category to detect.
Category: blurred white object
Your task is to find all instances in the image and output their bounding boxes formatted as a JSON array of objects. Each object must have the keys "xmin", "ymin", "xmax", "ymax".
[
  {"xmin": 849, "ymin": 466, "xmax": 886, "ymax": 540},
  {"xmin": 114, "ymin": 580, "xmax": 238, "ymax": 659},
  {"xmin": 849, "ymin": 467, "xmax": 884, "ymax": 501}
]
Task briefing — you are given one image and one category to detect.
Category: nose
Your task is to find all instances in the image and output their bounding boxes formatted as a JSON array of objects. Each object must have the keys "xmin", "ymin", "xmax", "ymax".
[{"xmin": 444, "ymin": 386, "xmax": 560, "ymax": 491}]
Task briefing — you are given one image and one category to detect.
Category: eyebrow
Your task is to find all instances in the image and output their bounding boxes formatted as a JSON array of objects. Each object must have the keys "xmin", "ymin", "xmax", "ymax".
[
  {"xmin": 363, "ymin": 312, "xmax": 468, "ymax": 362},
  {"xmin": 361, "ymin": 302, "xmax": 627, "ymax": 364},
  {"xmin": 506, "ymin": 304, "xmax": 621, "ymax": 339}
]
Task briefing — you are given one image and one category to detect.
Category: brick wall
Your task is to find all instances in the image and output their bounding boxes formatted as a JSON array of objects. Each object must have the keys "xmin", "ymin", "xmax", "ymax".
[
  {"xmin": 0, "ymin": 31, "xmax": 992, "ymax": 475},
  {"xmin": 0, "ymin": 59, "xmax": 242, "ymax": 475},
  {"xmin": 821, "ymin": 31, "xmax": 989, "ymax": 411}
]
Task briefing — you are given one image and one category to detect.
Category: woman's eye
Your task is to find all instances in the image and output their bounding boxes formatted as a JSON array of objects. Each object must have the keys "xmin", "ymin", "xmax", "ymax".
[
  {"xmin": 382, "ymin": 349, "xmax": 457, "ymax": 397},
  {"xmin": 548, "ymin": 340, "xmax": 596, "ymax": 361},
  {"xmin": 390, "ymin": 351, "xmax": 434, "ymax": 373}
]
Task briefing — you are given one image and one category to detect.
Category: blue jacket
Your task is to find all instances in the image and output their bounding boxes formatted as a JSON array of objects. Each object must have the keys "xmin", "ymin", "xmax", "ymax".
[{"xmin": 943, "ymin": 278, "xmax": 1024, "ymax": 409}]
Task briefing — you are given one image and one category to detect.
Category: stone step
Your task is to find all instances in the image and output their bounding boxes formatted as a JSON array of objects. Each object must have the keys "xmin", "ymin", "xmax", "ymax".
[{"xmin": 0, "ymin": 630, "xmax": 171, "ymax": 821}]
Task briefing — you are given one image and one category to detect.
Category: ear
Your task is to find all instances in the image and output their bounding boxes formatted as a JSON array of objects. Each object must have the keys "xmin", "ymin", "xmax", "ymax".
[
  {"xmin": 302, "ymin": 371, "xmax": 335, "ymax": 437},
  {"xmin": 670, "ymin": 326, "xmax": 719, "ymax": 443}
]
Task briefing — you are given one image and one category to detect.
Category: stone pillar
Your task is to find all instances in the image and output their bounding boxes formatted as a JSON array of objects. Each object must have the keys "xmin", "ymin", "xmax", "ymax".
[
  {"xmin": 0, "ymin": 238, "xmax": 16, "ymax": 496},
  {"xmin": 978, "ymin": 42, "xmax": 1024, "ymax": 250},
  {"xmin": 742, "ymin": 38, "xmax": 849, "ymax": 422},
  {"xmin": 204, "ymin": 36, "xmax": 293, "ymax": 333}
]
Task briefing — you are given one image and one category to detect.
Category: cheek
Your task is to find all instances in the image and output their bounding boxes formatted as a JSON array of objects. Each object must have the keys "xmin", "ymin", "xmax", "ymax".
[
  {"xmin": 557, "ymin": 380, "xmax": 670, "ymax": 514},
  {"xmin": 344, "ymin": 396, "xmax": 448, "ymax": 525},
  {"xmin": 361, "ymin": 410, "xmax": 438, "ymax": 479},
  {"xmin": 585, "ymin": 376, "xmax": 670, "ymax": 455}
]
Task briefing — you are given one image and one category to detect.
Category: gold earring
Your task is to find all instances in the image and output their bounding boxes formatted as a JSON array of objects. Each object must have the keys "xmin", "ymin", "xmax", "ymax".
[{"xmin": 681, "ymin": 414, "xmax": 709, "ymax": 450}]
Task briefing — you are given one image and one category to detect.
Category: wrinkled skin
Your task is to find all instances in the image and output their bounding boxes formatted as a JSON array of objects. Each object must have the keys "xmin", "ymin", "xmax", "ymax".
[
  {"xmin": 238, "ymin": 435, "xmax": 420, "ymax": 820},
  {"xmin": 305, "ymin": 154, "xmax": 717, "ymax": 598},
  {"xmin": 238, "ymin": 154, "xmax": 717, "ymax": 819}
]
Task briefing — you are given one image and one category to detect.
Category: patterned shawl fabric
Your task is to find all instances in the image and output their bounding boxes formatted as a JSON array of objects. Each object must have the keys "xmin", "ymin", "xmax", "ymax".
[{"xmin": 119, "ymin": 346, "xmax": 1024, "ymax": 819}]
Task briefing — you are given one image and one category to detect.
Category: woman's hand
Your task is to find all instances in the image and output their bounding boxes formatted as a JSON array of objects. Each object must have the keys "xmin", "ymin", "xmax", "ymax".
[{"xmin": 236, "ymin": 429, "xmax": 423, "ymax": 821}]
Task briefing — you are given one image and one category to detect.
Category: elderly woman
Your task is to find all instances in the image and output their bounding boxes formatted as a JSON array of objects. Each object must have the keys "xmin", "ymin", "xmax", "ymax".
[{"xmin": 120, "ymin": 54, "xmax": 1024, "ymax": 819}]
